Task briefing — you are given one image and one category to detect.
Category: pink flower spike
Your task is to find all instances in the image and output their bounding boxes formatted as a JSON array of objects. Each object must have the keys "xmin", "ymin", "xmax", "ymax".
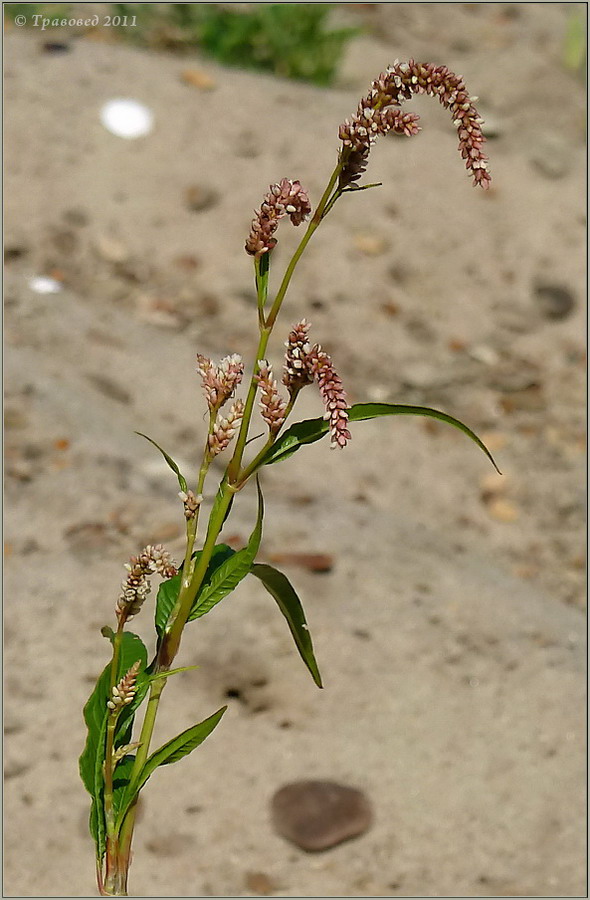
[
  {"xmin": 197, "ymin": 353, "xmax": 244, "ymax": 412},
  {"xmin": 339, "ymin": 60, "xmax": 491, "ymax": 190},
  {"xmin": 308, "ymin": 345, "xmax": 351, "ymax": 450},
  {"xmin": 245, "ymin": 179, "xmax": 312, "ymax": 259},
  {"xmin": 256, "ymin": 361, "xmax": 288, "ymax": 434}
]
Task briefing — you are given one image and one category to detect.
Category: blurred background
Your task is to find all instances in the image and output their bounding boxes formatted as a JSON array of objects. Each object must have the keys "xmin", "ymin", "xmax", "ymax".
[{"xmin": 4, "ymin": 3, "xmax": 586, "ymax": 897}]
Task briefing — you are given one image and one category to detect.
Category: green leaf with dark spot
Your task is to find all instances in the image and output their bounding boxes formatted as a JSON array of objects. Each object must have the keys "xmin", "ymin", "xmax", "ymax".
[
  {"xmin": 135, "ymin": 431, "xmax": 188, "ymax": 493},
  {"xmin": 260, "ymin": 402, "xmax": 500, "ymax": 472},
  {"xmin": 251, "ymin": 563, "xmax": 322, "ymax": 687}
]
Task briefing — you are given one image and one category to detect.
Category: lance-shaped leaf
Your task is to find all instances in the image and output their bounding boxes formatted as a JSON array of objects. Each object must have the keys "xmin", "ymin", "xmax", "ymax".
[
  {"xmin": 115, "ymin": 706, "xmax": 227, "ymax": 830},
  {"xmin": 79, "ymin": 631, "xmax": 148, "ymax": 796},
  {"xmin": 79, "ymin": 631, "xmax": 147, "ymax": 861},
  {"xmin": 189, "ymin": 480, "xmax": 264, "ymax": 620},
  {"xmin": 154, "ymin": 544, "xmax": 236, "ymax": 636},
  {"xmin": 135, "ymin": 431, "xmax": 188, "ymax": 493},
  {"xmin": 260, "ymin": 402, "xmax": 500, "ymax": 472},
  {"xmin": 251, "ymin": 563, "xmax": 322, "ymax": 687}
]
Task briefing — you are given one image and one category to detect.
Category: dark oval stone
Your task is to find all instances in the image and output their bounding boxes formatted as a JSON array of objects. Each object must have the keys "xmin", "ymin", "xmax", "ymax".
[
  {"xmin": 534, "ymin": 284, "xmax": 576, "ymax": 320},
  {"xmin": 271, "ymin": 779, "xmax": 373, "ymax": 852}
]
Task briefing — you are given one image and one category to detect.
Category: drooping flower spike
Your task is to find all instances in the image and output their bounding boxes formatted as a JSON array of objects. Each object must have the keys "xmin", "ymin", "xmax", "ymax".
[
  {"xmin": 116, "ymin": 545, "xmax": 178, "ymax": 622},
  {"xmin": 339, "ymin": 60, "xmax": 490, "ymax": 190},
  {"xmin": 308, "ymin": 345, "xmax": 351, "ymax": 450},
  {"xmin": 282, "ymin": 319, "xmax": 351, "ymax": 449},
  {"xmin": 245, "ymin": 178, "xmax": 312, "ymax": 259}
]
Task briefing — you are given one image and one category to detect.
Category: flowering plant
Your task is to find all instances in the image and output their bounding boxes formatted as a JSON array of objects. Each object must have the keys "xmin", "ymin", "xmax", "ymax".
[{"xmin": 80, "ymin": 61, "xmax": 496, "ymax": 896}]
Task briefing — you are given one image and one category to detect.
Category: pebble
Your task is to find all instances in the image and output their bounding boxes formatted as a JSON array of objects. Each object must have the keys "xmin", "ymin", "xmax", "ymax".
[
  {"xmin": 271, "ymin": 780, "xmax": 373, "ymax": 851},
  {"xmin": 353, "ymin": 233, "xmax": 389, "ymax": 256},
  {"xmin": 244, "ymin": 872, "xmax": 278, "ymax": 895},
  {"xmin": 28, "ymin": 275, "xmax": 62, "ymax": 294},
  {"xmin": 64, "ymin": 522, "xmax": 112, "ymax": 553},
  {"xmin": 531, "ymin": 134, "xmax": 571, "ymax": 179},
  {"xmin": 480, "ymin": 112, "xmax": 503, "ymax": 139},
  {"xmin": 534, "ymin": 283, "xmax": 576, "ymax": 320},
  {"xmin": 100, "ymin": 99, "xmax": 153, "ymax": 140},
  {"xmin": 4, "ymin": 407, "xmax": 28, "ymax": 430},
  {"xmin": 468, "ymin": 344, "xmax": 500, "ymax": 366},
  {"xmin": 145, "ymin": 832, "xmax": 193, "ymax": 857},
  {"xmin": 4, "ymin": 245, "xmax": 28, "ymax": 263},
  {"xmin": 268, "ymin": 552, "xmax": 334, "ymax": 573},
  {"xmin": 86, "ymin": 374, "xmax": 132, "ymax": 405},
  {"xmin": 400, "ymin": 362, "xmax": 438, "ymax": 390},
  {"xmin": 480, "ymin": 472, "xmax": 508, "ymax": 501},
  {"xmin": 95, "ymin": 235, "xmax": 130, "ymax": 264},
  {"xmin": 184, "ymin": 184, "xmax": 219, "ymax": 212},
  {"xmin": 235, "ymin": 130, "xmax": 261, "ymax": 159},
  {"xmin": 480, "ymin": 431, "xmax": 508, "ymax": 453},
  {"xmin": 180, "ymin": 68, "xmax": 216, "ymax": 91},
  {"xmin": 487, "ymin": 497, "xmax": 520, "ymax": 523}
]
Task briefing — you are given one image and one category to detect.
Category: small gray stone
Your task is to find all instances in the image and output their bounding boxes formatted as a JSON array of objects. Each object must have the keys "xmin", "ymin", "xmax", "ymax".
[
  {"xmin": 480, "ymin": 112, "xmax": 503, "ymax": 139},
  {"xmin": 531, "ymin": 134, "xmax": 571, "ymax": 179},
  {"xmin": 534, "ymin": 284, "xmax": 576, "ymax": 320},
  {"xmin": 271, "ymin": 780, "xmax": 373, "ymax": 851}
]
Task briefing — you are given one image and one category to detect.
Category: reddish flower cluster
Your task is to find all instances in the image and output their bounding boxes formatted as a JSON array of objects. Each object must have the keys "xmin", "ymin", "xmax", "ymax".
[
  {"xmin": 256, "ymin": 361, "xmax": 288, "ymax": 434},
  {"xmin": 282, "ymin": 319, "xmax": 314, "ymax": 398},
  {"xmin": 107, "ymin": 661, "xmax": 141, "ymax": 712},
  {"xmin": 116, "ymin": 545, "xmax": 178, "ymax": 622},
  {"xmin": 339, "ymin": 60, "xmax": 490, "ymax": 189},
  {"xmin": 208, "ymin": 400, "xmax": 244, "ymax": 457},
  {"xmin": 245, "ymin": 178, "xmax": 312, "ymax": 259},
  {"xmin": 196, "ymin": 353, "xmax": 244, "ymax": 413},
  {"xmin": 308, "ymin": 346, "xmax": 351, "ymax": 449},
  {"xmin": 282, "ymin": 320, "xmax": 351, "ymax": 449}
]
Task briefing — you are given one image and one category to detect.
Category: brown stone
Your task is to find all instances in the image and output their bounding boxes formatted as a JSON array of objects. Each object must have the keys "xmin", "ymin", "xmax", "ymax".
[{"xmin": 271, "ymin": 780, "xmax": 373, "ymax": 852}]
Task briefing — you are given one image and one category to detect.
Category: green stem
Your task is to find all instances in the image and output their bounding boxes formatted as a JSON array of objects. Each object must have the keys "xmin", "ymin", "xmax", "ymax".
[
  {"xmin": 265, "ymin": 161, "xmax": 342, "ymax": 330},
  {"xmin": 102, "ymin": 620, "xmax": 125, "ymax": 847},
  {"xmin": 227, "ymin": 161, "xmax": 343, "ymax": 488},
  {"xmin": 109, "ymin": 623, "xmax": 124, "ymax": 692},
  {"xmin": 237, "ymin": 395, "xmax": 297, "ymax": 486},
  {"xmin": 226, "ymin": 328, "xmax": 272, "ymax": 484},
  {"xmin": 106, "ymin": 157, "xmax": 346, "ymax": 896},
  {"xmin": 104, "ymin": 717, "xmax": 118, "ymax": 837}
]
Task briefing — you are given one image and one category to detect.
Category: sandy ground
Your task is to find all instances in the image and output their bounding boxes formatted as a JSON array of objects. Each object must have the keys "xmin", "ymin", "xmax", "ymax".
[{"xmin": 3, "ymin": 4, "xmax": 586, "ymax": 897}]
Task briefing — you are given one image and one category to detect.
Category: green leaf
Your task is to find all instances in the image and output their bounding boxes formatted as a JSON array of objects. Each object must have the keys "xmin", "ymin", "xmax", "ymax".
[
  {"xmin": 154, "ymin": 544, "xmax": 236, "ymax": 636},
  {"xmin": 115, "ymin": 707, "xmax": 227, "ymax": 829},
  {"xmin": 250, "ymin": 563, "xmax": 322, "ymax": 688},
  {"xmin": 210, "ymin": 477, "xmax": 235, "ymax": 528},
  {"xmin": 135, "ymin": 431, "xmax": 188, "ymax": 493},
  {"xmin": 79, "ymin": 631, "xmax": 148, "ymax": 796},
  {"xmin": 261, "ymin": 402, "xmax": 500, "ymax": 472},
  {"xmin": 112, "ymin": 755, "xmax": 136, "ymax": 820},
  {"xmin": 79, "ymin": 632, "xmax": 147, "ymax": 861},
  {"xmin": 89, "ymin": 796, "xmax": 106, "ymax": 865},
  {"xmin": 189, "ymin": 480, "xmax": 264, "ymax": 620}
]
